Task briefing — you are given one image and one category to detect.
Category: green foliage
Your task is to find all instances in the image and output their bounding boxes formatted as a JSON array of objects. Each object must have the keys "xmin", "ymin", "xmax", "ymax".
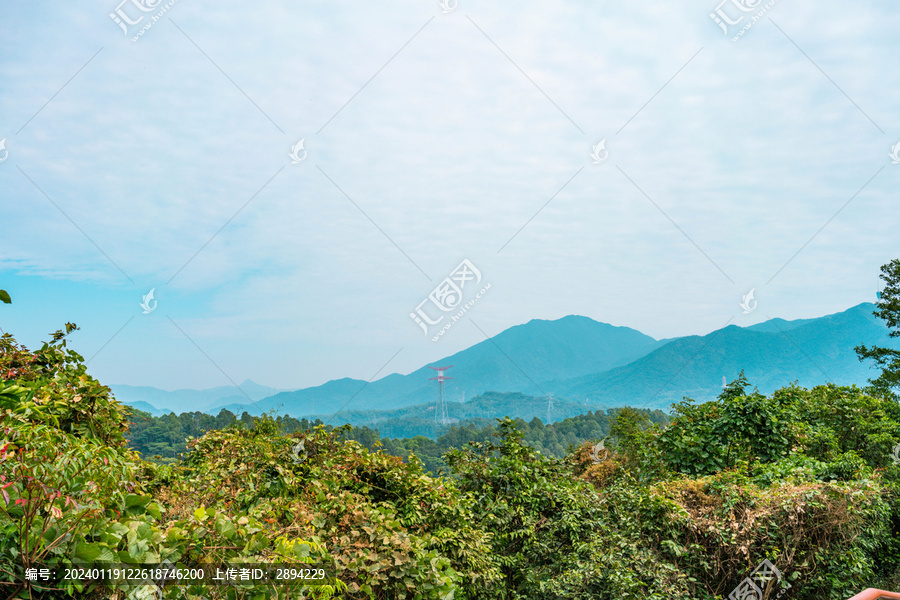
[
  {"xmin": 125, "ymin": 405, "xmax": 668, "ymax": 475},
  {"xmin": 148, "ymin": 415, "xmax": 499, "ymax": 599},
  {"xmin": 856, "ymin": 257, "xmax": 900, "ymax": 399},
  {"xmin": 445, "ymin": 417, "xmax": 694, "ymax": 599},
  {"xmin": 649, "ymin": 474, "xmax": 895, "ymax": 599},
  {"xmin": 0, "ymin": 326, "xmax": 131, "ymax": 447},
  {"xmin": 339, "ymin": 408, "xmax": 667, "ymax": 475},
  {"xmin": 606, "ymin": 406, "xmax": 667, "ymax": 482},
  {"xmin": 1, "ymin": 329, "xmax": 345, "ymax": 599},
  {"xmin": 657, "ymin": 373, "xmax": 900, "ymax": 481}
]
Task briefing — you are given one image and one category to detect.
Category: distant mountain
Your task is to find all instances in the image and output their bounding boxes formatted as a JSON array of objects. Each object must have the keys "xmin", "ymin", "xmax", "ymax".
[
  {"xmin": 111, "ymin": 303, "xmax": 896, "ymax": 422},
  {"xmin": 110, "ymin": 379, "xmax": 285, "ymax": 414},
  {"xmin": 549, "ymin": 303, "xmax": 895, "ymax": 409},
  {"xmin": 253, "ymin": 316, "xmax": 665, "ymax": 416},
  {"xmin": 123, "ymin": 400, "xmax": 173, "ymax": 418}
]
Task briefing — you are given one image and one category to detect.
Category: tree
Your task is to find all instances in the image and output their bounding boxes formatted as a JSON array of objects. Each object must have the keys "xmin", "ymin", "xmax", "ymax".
[
  {"xmin": 215, "ymin": 408, "xmax": 236, "ymax": 429},
  {"xmin": 856, "ymin": 258, "xmax": 900, "ymax": 400}
]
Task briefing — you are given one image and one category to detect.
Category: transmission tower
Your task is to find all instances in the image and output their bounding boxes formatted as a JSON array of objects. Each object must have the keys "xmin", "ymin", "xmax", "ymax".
[
  {"xmin": 546, "ymin": 393, "xmax": 554, "ymax": 425},
  {"xmin": 428, "ymin": 365, "xmax": 453, "ymax": 425}
]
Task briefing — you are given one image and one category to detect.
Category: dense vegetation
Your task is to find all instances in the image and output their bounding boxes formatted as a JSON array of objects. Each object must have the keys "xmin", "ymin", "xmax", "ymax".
[
  {"xmin": 126, "ymin": 405, "xmax": 670, "ymax": 474},
  {"xmin": 2, "ymin": 259, "xmax": 900, "ymax": 599}
]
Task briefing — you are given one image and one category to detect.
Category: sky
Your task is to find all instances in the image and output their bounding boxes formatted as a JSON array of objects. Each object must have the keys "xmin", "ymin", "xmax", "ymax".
[{"xmin": 0, "ymin": 0, "xmax": 898, "ymax": 394}]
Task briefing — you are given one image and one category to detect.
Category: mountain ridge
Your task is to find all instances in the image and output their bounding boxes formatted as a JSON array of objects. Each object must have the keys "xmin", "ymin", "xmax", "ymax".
[{"xmin": 115, "ymin": 303, "xmax": 893, "ymax": 419}]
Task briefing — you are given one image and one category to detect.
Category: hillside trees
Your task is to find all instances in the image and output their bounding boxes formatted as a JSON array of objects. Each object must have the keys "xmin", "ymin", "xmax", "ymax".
[{"xmin": 856, "ymin": 257, "xmax": 900, "ymax": 399}]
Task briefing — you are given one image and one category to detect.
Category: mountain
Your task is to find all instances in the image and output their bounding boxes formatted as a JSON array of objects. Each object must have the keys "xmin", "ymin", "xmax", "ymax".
[
  {"xmin": 123, "ymin": 400, "xmax": 174, "ymax": 418},
  {"xmin": 253, "ymin": 316, "xmax": 665, "ymax": 416},
  {"xmin": 111, "ymin": 303, "xmax": 896, "ymax": 422},
  {"xmin": 110, "ymin": 379, "xmax": 285, "ymax": 414},
  {"xmin": 549, "ymin": 303, "xmax": 895, "ymax": 409}
]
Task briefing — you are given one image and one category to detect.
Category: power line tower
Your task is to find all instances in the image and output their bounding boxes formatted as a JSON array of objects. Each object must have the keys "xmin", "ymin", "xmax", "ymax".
[
  {"xmin": 428, "ymin": 365, "xmax": 453, "ymax": 425},
  {"xmin": 546, "ymin": 393, "xmax": 554, "ymax": 425}
]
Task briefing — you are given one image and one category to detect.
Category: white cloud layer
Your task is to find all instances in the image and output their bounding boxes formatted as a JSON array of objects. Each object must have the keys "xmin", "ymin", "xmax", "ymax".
[{"xmin": 0, "ymin": 0, "xmax": 898, "ymax": 391}]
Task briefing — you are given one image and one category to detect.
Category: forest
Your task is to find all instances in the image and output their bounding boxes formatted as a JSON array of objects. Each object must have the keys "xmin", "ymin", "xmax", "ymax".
[
  {"xmin": 1, "ymin": 258, "xmax": 900, "ymax": 599},
  {"xmin": 125, "ymin": 404, "xmax": 670, "ymax": 474}
]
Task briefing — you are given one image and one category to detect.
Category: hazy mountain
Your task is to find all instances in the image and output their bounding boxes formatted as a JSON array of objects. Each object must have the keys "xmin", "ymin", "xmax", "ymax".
[
  {"xmin": 550, "ymin": 303, "xmax": 894, "ymax": 409},
  {"xmin": 254, "ymin": 316, "xmax": 665, "ymax": 416},
  {"xmin": 112, "ymin": 303, "xmax": 895, "ymax": 422},
  {"xmin": 123, "ymin": 400, "xmax": 174, "ymax": 418},
  {"xmin": 110, "ymin": 379, "xmax": 285, "ymax": 414}
]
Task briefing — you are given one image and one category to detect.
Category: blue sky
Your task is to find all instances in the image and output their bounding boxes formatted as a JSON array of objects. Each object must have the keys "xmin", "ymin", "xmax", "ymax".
[{"xmin": 0, "ymin": 0, "xmax": 898, "ymax": 392}]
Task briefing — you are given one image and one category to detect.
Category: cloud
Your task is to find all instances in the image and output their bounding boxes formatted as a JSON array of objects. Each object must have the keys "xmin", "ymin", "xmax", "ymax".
[{"xmin": 0, "ymin": 0, "xmax": 898, "ymax": 390}]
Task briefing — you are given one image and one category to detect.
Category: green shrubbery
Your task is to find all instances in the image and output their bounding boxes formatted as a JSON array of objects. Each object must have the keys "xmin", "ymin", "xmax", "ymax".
[{"xmin": 0, "ymin": 328, "xmax": 343, "ymax": 599}]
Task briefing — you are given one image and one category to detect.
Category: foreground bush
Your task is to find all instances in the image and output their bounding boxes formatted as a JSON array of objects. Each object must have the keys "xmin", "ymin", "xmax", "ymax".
[{"xmin": 0, "ymin": 329, "xmax": 343, "ymax": 599}]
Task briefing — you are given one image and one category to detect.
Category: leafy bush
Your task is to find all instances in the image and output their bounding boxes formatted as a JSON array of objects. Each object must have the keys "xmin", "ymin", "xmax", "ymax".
[
  {"xmin": 446, "ymin": 418, "xmax": 695, "ymax": 599},
  {"xmin": 0, "ymin": 329, "xmax": 344, "ymax": 600}
]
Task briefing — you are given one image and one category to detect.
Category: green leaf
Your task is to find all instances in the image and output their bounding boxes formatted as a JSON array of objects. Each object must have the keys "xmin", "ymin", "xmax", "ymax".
[
  {"xmin": 72, "ymin": 542, "xmax": 115, "ymax": 563},
  {"xmin": 214, "ymin": 515, "xmax": 237, "ymax": 540},
  {"xmin": 71, "ymin": 542, "xmax": 101, "ymax": 562},
  {"xmin": 0, "ymin": 290, "xmax": 10, "ymax": 304},
  {"xmin": 124, "ymin": 493, "xmax": 151, "ymax": 508},
  {"xmin": 145, "ymin": 502, "xmax": 161, "ymax": 519}
]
